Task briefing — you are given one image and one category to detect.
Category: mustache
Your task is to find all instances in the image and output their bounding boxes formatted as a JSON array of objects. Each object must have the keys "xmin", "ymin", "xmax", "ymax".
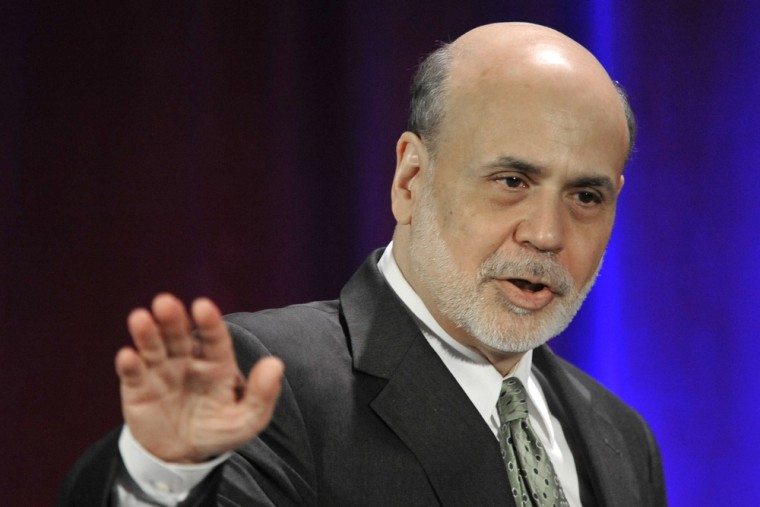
[{"xmin": 479, "ymin": 252, "xmax": 575, "ymax": 296}]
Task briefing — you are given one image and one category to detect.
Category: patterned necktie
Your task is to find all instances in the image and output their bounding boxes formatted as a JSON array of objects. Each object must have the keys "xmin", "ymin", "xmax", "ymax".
[{"xmin": 497, "ymin": 377, "xmax": 569, "ymax": 507}]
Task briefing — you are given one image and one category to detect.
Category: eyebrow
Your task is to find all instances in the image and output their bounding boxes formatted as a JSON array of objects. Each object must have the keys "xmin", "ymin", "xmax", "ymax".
[
  {"xmin": 488, "ymin": 156, "xmax": 616, "ymax": 193},
  {"xmin": 489, "ymin": 156, "xmax": 543, "ymax": 175}
]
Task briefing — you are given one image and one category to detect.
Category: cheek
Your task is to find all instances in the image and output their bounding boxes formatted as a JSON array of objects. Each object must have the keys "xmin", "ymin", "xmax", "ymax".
[
  {"xmin": 440, "ymin": 206, "xmax": 513, "ymax": 261},
  {"xmin": 564, "ymin": 230, "xmax": 611, "ymax": 284}
]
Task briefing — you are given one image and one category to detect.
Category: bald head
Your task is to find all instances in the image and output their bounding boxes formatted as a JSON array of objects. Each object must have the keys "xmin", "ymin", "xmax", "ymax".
[
  {"xmin": 408, "ymin": 23, "xmax": 634, "ymax": 161},
  {"xmin": 453, "ymin": 22, "xmax": 605, "ymax": 72}
]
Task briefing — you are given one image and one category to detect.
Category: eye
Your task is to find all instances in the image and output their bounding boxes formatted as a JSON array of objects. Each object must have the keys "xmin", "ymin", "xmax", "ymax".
[
  {"xmin": 576, "ymin": 191, "xmax": 602, "ymax": 205},
  {"xmin": 498, "ymin": 176, "xmax": 527, "ymax": 188}
]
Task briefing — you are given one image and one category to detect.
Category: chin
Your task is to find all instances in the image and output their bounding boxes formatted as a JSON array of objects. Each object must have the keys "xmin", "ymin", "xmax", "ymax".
[
  {"xmin": 473, "ymin": 330, "xmax": 552, "ymax": 355},
  {"xmin": 460, "ymin": 305, "xmax": 569, "ymax": 354}
]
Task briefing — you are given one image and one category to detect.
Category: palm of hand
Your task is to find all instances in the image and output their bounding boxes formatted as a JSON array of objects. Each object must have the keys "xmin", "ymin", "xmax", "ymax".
[{"xmin": 116, "ymin": 294, "xmax": 283, "ymax": 463}]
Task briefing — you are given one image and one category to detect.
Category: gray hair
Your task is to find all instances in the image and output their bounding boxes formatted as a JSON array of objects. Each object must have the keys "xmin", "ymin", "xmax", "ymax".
[
  {"xmin": 406, "ymin": 43, "xmax": 454, "ymax": 158},
  {"xmin": 613, "ymin": 81, "xmax": 637, "ymax": 160},
  {"xmin": 407, "ymin": 44, "xmax": 638, "ymax": 162}
]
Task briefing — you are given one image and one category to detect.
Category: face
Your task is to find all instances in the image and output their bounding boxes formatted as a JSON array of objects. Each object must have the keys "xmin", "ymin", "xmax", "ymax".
[
  {"xmin": 408, "ymin": 179, "xmax": 602, "ymax": 353},
  {"xmin": 398, "ymin": 56, "xmax": 628, "ymax": 357}
]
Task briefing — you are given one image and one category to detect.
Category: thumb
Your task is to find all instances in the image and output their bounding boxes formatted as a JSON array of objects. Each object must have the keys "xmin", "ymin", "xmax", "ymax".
[{"xmin": 241, "ymin": 356, "xmax": 285, "ymax": 432}]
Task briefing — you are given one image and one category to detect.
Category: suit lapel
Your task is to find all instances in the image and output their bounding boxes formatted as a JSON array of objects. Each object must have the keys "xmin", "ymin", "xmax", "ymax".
[
  {"xmin": 533, "ymin": 347, "xmax": 642, "ymax": 507},
  {"xmin": 340, "ymin": 250, "xmax": 514, "ymax": 507},
  {"xmin": 371, "ymin": 336, "xmax": 513, "ymax": 507}
]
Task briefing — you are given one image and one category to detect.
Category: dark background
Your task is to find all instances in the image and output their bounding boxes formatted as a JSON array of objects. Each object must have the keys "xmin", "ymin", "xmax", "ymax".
[{"xmin": 3, "ymin": 1, "xmax": 759, "ymax": 504}]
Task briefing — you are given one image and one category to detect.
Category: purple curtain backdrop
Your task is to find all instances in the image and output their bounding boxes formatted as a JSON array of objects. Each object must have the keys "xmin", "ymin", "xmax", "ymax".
[{"xmin": 3, "ymin": 1, "xmax": 758, "ymax": 504}]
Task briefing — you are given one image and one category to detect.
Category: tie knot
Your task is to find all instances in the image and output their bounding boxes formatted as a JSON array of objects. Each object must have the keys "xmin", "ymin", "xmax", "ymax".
[{"xmin": 497, "ymin": 377, "xmax": 529, "ymax": 423}]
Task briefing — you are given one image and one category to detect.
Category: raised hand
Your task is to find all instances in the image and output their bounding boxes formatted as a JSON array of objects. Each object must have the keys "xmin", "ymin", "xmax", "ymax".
[{"xmin": 115, "ymin": 293, "xmax": 284, "ymax": 463}]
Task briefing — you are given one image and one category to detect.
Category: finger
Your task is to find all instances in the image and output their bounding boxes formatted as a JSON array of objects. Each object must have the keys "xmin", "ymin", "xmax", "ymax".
[
  {"xmin": 152, "ymin": 293, "xmax": 194, "ymax": 357},
  {"xmin": 242, "ymin": 356, "xmax": 284, "ymax": 432},
  {"xmin": 127, "ymin": 307, "xmax": 168, "ymax": 365},
  {"xmin": 115, "ymin": 346, "xmax": 147, "ymax": 388},
  {"xmin": 191, "ymin": 297, "xmax": 234, "ymax": 362}
]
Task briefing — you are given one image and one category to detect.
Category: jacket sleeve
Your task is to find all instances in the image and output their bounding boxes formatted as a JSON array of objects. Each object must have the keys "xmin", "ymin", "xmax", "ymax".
[{"xmin": 56, "ymin": 427, "xmax": 122, "ymax": 507}]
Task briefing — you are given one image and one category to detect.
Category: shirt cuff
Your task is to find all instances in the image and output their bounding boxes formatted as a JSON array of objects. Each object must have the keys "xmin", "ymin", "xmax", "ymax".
[{"xmin": 118, "ymin": 425, "xmax": 231, "ymax": 503}]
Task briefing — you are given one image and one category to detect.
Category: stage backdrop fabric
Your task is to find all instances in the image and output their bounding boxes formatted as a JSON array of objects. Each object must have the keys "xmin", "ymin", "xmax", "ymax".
[{"xmin": 2, "ymin": 1, "xmax": 759, "ymax": 504}]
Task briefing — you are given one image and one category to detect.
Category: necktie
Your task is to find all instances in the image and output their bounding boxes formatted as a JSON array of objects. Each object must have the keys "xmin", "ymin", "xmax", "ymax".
[{"xmin": 497, "ymin": 377, "xmax": 568, "ymax": 507}]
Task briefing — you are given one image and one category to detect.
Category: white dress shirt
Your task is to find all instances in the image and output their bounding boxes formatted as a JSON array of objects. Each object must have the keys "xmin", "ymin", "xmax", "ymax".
[{"xmin": 115, "ymin": 243, "xmax": 581, "ymax": 506}]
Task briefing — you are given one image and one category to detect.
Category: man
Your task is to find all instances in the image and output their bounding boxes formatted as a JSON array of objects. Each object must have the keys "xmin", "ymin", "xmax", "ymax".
[{"xmin": 59, "ymin": 22, "xmax": 666, "ymax": 506}]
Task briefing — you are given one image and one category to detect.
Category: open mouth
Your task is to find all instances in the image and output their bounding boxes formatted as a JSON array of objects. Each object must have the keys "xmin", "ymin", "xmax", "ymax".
[
  {"xmin": 508, "ymin": 278, "xmax": 548, "ymax": 293},
  {"xmin": 498, "ymin": 278, "xmax": 557, "ymax": 311}
]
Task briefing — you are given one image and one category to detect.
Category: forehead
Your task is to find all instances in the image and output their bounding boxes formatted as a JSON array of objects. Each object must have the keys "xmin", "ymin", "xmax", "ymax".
[{"xmin": 436, "ymin": 52, "xmax": 629, "ymax": 177}]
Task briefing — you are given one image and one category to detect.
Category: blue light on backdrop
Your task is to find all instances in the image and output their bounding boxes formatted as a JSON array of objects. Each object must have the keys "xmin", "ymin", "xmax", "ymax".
[{"xmin": 554, "ymin": 2, "xmax": 760, "ymax": 504}]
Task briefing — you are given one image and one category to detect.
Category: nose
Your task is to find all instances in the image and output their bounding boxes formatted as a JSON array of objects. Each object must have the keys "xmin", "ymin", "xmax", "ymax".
[{"xmin": 513, "ymin": 196, "xmax": 565, "ymax": 254}]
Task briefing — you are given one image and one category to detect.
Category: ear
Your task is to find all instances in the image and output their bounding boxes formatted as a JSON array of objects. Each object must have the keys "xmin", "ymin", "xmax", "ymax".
[{"xmin": 391, "ymin": 132, "xmax": 429, "ymax": 225}]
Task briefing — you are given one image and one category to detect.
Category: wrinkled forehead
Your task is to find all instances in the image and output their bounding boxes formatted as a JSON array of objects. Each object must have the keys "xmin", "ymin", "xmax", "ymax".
[{"xmin": 428, "ymin": 35, "xmax": 630, "ymax": 177}]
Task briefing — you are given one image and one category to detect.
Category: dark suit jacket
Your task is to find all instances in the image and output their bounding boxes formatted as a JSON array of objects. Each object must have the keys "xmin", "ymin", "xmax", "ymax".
[{"xmin": 58, "ymin": 250, "xmax": 666, "ymax": 506}]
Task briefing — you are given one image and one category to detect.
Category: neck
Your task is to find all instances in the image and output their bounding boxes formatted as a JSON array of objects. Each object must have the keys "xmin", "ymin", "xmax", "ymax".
[{"xmin": 442, "ymin": 317, "xmax": 527, "ymax": 376}]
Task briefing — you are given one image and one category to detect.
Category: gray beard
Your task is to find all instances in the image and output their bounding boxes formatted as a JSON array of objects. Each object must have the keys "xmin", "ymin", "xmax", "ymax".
[{"xmin": 407, "ymin": 186, "xmax": 601, "ymax": 354}]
